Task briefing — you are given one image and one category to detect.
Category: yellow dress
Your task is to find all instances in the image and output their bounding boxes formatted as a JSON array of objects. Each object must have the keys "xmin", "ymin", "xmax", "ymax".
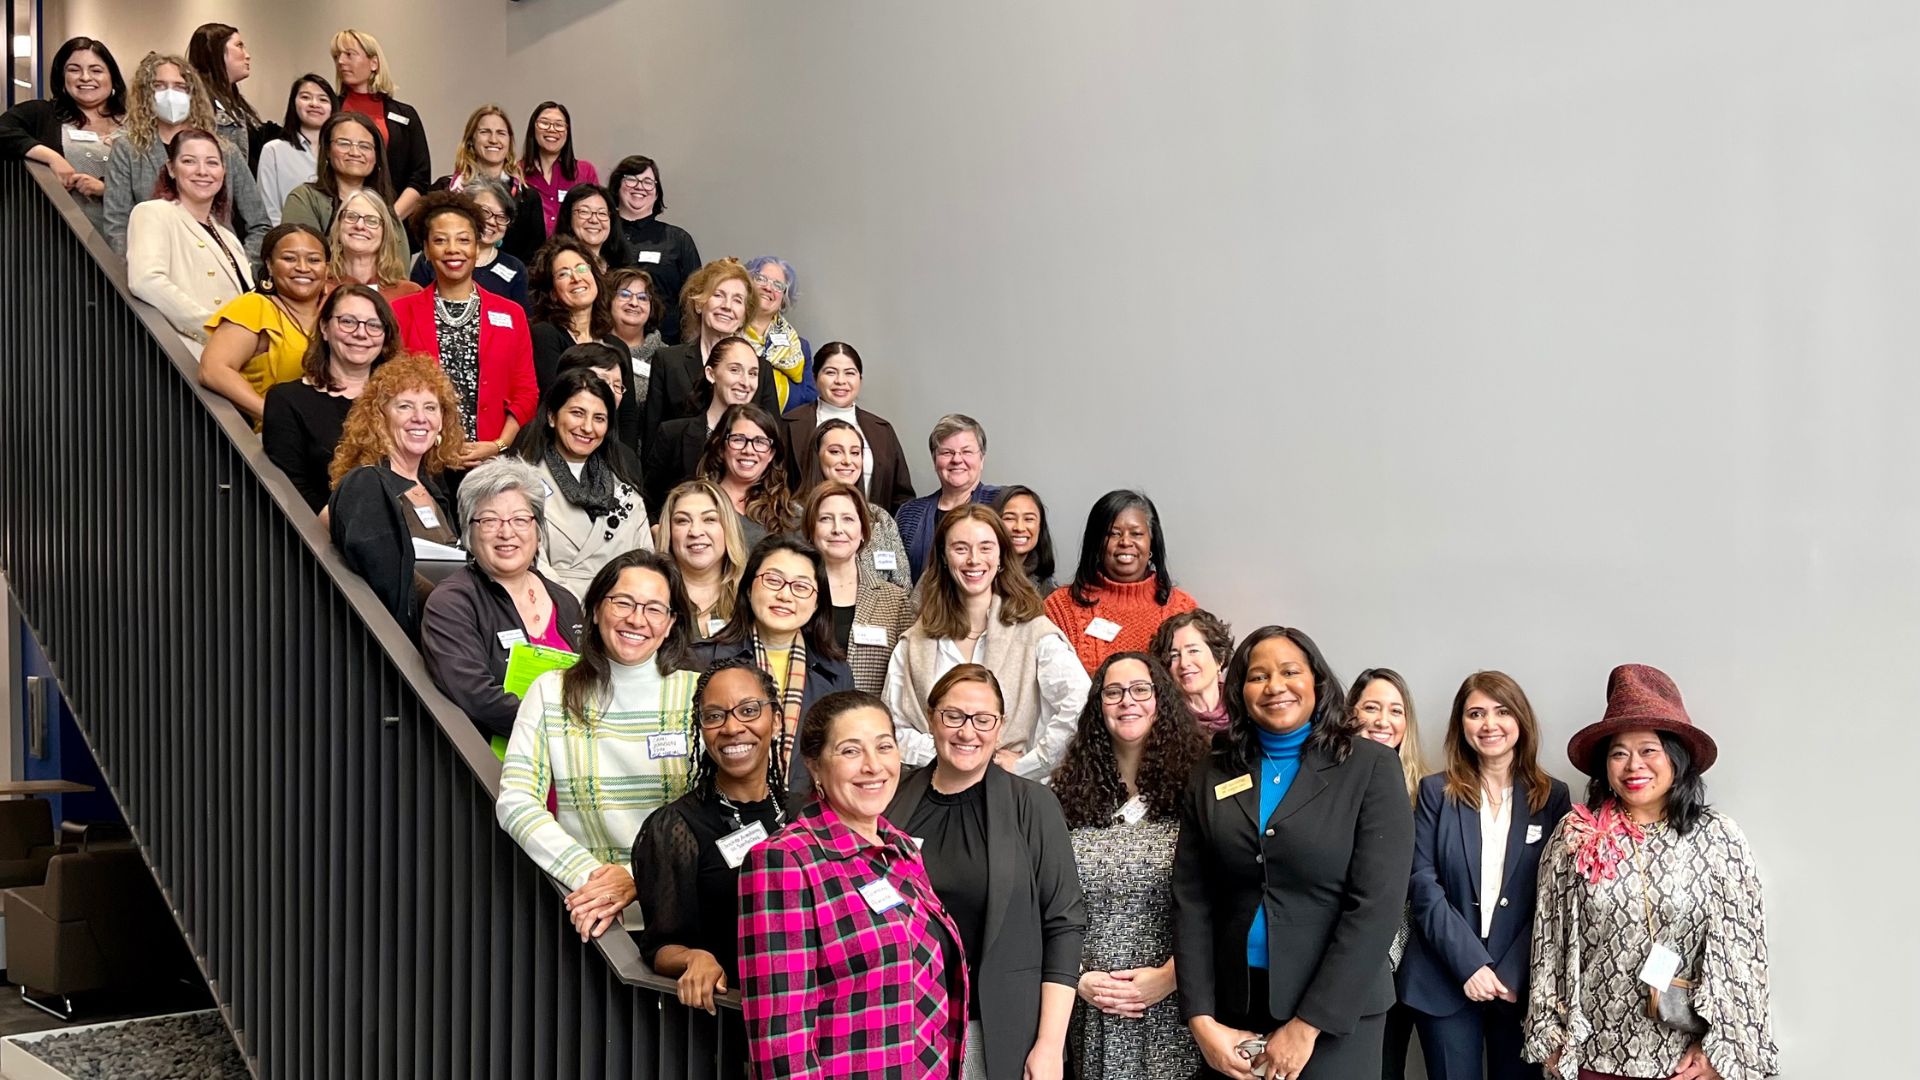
[{"xmin": 203, "ymin": 293, "xmax": 311, "ymax": 401}]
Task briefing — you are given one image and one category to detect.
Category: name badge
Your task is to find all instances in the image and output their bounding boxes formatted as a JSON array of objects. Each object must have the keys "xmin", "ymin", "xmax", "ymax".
[
  {"xmin": 490, "ymin": 261, "xmax": 517, "ymax": 282},
  {"xmin": 707, "ymin": 617, "xmax": 727, "ymax": 636},
  {"xmin": 487, "ymin": 310, "xmax": 514, "ymax": 328},
  {"xmin": 69, "ymin": 128, "xmax": 102, "ymax": 143},
  {"xmin": 1638, "ymin": 943, "xmax": 1681, "ymax": 992},
  {"xmin": 632, "ymin": 358, "xmax": 651, "ymax": 380},
  {"xmin": 1214, "ymin": 774, "xmax": 1253, "ymax": 800},
  {"xmin": 637, "ymin": 250, "xmax": 663, "ymax": 264},
  {"xmin": 496, "ymin": 629, "xmax": 527, "ymax": 649},
  {"xmin": 1526, "ymin": 824, "xmax": 1544, "ymax": 845},
  {"xmin": 872, "ymin": 550, "xmax": 899, "ymax": 571},
  {"xmin": 1085, "ymin": 617, "xmax": 1122, "ymax": 642},
  {"xmin": 413, "ymin": 503, "xmax": 440, "ymax": 529},
  {"xmin": 716, "ymin": 821, "xmax": 770, "ymax": 869},
  {"xmin": 539, "ymin": 478, "xmax": 555, "ymax": 498},
  {"xmin": 770, "ymin": 332, "xmax": 792, "ymax": 348},
  {"xmin": 386, "ymin": 111, "xmax": 411, "ymax": 126},
  {"xmin": 646, "ymin": 732, "xmax": 688, "ymax": 760},
  {"xmin": 909, "ymin": 836, "xmax": 925, "ymax": 850},
  {"xmin": 849, "ymin": 623, "xmax": 888, "ymax": 647},
  {"xmin": 1117, "ymin": 796, "xmax": 1147, "ymax": 825},
  {"xmin": 858, "ymin": 877, "xmax": 905, "ymax": 915}
]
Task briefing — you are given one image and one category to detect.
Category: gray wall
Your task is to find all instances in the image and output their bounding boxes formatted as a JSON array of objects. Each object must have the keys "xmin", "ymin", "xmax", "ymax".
[{"xmin": 52, "ymin": 0, "xmax": 1918, "ymax": 1072}]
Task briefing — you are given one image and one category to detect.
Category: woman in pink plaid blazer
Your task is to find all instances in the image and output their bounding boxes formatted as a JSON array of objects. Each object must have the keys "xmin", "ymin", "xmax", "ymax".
[{"xmin": 737, "ymin": 689, "xmax": 968, "ymax": 1078}]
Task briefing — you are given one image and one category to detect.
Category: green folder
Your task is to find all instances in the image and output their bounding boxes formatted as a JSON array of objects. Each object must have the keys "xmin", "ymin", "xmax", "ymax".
[{"xmin": 492, "ymin": 643, "xmax": 582, "ymax": 761}]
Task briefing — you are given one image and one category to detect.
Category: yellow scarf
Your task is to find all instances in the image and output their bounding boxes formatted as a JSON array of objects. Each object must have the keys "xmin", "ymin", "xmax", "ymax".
[{"xmin": 749, "ymin": 313, "xmax": 806, "ymax": 411}]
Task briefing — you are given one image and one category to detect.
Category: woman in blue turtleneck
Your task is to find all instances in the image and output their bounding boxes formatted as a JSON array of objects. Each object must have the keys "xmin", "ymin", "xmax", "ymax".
[{"xmin": 1171, "ymin": 626, "xmax": 1415, "ymax": 1080}]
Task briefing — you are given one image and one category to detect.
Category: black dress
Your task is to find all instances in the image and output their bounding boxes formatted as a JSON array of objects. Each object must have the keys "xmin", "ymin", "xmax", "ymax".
[
  {"xmin": 904, "ymin": 780, "xmax": 991, "ymax": 1015},
  {"xmin": 633, "ymin": 789, "xmax": 785, "ymax": 978},
  {"xmin": 261, "ymin": 381, "xmax": 353, "ymax": 512}
]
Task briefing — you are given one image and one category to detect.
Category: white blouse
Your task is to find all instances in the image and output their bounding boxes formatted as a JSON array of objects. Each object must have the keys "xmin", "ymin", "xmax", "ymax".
[
  {"xmin": 880, "ymin": 629, "xmax": 1088, "ymax": 780},
  {"xmin": 1478, "ymin": 785, "xmax": 1513, "ymax": 938}
]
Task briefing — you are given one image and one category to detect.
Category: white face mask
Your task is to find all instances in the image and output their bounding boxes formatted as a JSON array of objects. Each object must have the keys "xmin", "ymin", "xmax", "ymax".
[{"xmin": 153, "ymin": 88, "xmax": 192, "ymax": 124}]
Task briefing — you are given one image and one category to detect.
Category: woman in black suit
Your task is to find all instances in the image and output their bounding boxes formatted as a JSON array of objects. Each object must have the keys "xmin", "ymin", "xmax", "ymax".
[
  {"xmin": 1173, "ymin": 625, "xmax": 1414, "ymax": 1080},
  {"xmin": 885, "ymin": 663, "xmax": 1086, "ymax": 1080},
  {"xmin": 1397, "ymin": 671, "xmax": 1570, "ymax": 1080}
]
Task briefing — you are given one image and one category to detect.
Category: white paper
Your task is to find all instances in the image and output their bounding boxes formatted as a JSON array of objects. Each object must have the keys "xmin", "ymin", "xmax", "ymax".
[
  {"xmin": 646, "ymin": 732, "xmax": 688, "ymax": 760},
  {"xmin": 1638, "ymin": 943, "xmax": 1682, "ymax": 991},
  {"xmin": 411, "ymin": 537, "xmax": 465, "ymax": 561},
  {"xmin": 872, "ymin": 550, "xmax": 899, "ymax": 571},
  {"xmin": 716, "ymin": 821, "xmax": 770, "ymax": 869},
  {"xmin": 1085, "ymin": 617, "xmax": 1122, "ymax": 642},
  {"xmin": 486, "ymin": 310, "xmax": 514, "ymax": 328}
]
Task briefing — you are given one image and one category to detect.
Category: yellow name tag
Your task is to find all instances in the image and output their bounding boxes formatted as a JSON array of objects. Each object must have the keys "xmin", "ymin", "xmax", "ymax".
[{"xmin": 1214, "ymin": 774, "xmax": 1253, "ymax": 800}]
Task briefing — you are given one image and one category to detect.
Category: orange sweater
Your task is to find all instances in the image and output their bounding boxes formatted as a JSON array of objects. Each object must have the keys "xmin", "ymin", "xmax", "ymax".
[{"xmin": 1044, "ymin": 577, "xmax": 1198, "ymax": 675}]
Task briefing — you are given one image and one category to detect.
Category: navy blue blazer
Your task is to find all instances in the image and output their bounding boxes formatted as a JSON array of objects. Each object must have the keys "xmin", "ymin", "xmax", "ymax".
[{"xmin": 1396, "ymin": 772, "xmax": 1571, "ymax": 1017}]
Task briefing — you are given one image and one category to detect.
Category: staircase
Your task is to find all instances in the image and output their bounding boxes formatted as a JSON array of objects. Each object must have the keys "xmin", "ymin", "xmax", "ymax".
[{"xmin": 0, "ymin": 161, "xmax": 742, "ymax": 1078}]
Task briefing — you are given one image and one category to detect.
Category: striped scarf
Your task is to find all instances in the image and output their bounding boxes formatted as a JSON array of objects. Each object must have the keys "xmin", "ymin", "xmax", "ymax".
[
  {"xmin": 753, "ymin": 313, "xmax": 807, "ymax": 411},
  {"xmin": 754, "ymin": 630, "xmax": 809, "ymax": 765}
]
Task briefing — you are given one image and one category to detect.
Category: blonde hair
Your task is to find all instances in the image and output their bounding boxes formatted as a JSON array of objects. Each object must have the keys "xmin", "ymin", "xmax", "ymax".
[
  {"xmin": 327, "ymin": 190, "xmax": 410, "ymax": 287},
  {"xmin": 656, "ymin": 479, "xmax": 748, "ymax": 626},
  {"xmin": 123, "ymin": 52, "xmax": 220, "ymax": 153},
  {"xmin": 330, "ymin": 29, "xmax": 395, "ymax": 96},
  {"xmin": 451, "ymin": 104, "xmax": 524, "ymax": 186}
]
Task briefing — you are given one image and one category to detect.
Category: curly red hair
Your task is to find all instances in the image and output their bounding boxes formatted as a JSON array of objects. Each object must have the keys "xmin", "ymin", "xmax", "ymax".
[{"xmin": 328, "ymin": 353, "xmax": 469, "ymax": 486}]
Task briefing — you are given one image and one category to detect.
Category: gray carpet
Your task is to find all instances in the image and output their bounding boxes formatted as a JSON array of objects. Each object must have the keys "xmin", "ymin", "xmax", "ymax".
[{"xmin": 12, "ymin": 1012, "xmax": 246, "ymax": 1079}]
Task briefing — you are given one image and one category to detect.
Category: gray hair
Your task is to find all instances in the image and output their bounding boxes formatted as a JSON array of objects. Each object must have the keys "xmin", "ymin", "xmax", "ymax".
[
  {"xmin": 464, "ymin": 176, "xmax": 516, "ymax": 223},
  {"xmin": 745, "ymin": 255, "xmax": 798, "ymax": 308},
  {"xmin": 927, "ymin": 413, "xmax": 987, "ymax": 457},
  {"xmin": 457, "ymin": 456, "xmax": 547, "ymax": 550}
]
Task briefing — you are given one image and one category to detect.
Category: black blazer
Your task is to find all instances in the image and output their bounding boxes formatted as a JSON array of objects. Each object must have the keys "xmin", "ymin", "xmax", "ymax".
[
  {"xmin": 780, "ymin": 403, "xmax": 917, "ymax": 514},
  {"xmin": 0, "ymin": 99, "xmax": 62, "ymax": 161},
  {"xmin": 643, "ymin": 414, "xmax": 709, "ymax": 518},
  {"xmin": 327, "ymin": 462, "xmax": 452, "ymax": 639},
  {"xmin": 886, "ymin": 765, "xmax": 1085, "ymax": 1080},
  {"xmin": 1172, "ymin": 736, "xmax": 1414, "ymax": 1035},
  {"xmin": 1397, "ymin": 772, "xmax": 1571, "ymax": 1017},
  {"xmin": 640, "ymin": 339, "xmax": 780, "ymax": 455},
  {"xmin": 686, "ymin": 637, "xmax": 854, "ymax": 796},
  {"xmin": 418, "ymin": 563, "xmax": 584, "ymax": 739},
  {"xmin": 373, "ymin": 96, "xmax": 431, "ymax": 199}
]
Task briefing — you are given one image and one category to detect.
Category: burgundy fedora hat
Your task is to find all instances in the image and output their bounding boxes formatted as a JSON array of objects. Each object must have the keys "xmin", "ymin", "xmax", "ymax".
[{"xmin": 1566, "ymin": 663, "xmax": 1717, "ymax": 777}]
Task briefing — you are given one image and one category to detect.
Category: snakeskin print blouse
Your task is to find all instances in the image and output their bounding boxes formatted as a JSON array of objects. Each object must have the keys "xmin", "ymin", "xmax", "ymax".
[{"xmin": 1524, "ymin": 809, "xmax": 1778, "ymax": 1079}]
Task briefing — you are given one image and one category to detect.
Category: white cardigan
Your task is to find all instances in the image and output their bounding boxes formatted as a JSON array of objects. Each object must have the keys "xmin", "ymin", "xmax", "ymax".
[{"xmin": 125, "ymin": 199, "xmax": 252, "ymax": 350}]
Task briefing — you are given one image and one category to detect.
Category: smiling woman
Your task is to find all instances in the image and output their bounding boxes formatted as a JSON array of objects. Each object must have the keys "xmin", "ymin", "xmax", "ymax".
[
  {"xmin": 1046, "ymin": 490, "xmax": 1199, "ymax": 674},
  {"xmin": 510, "ymin": 365, "xmax": 652, "ymax": 601},
  {"xmin": 124, "ymin": 126, "xmax": 253, "ymax": 351},
  {"xmin": 199, "ymin": 222, "xmax": 327, "ymax": 425}
]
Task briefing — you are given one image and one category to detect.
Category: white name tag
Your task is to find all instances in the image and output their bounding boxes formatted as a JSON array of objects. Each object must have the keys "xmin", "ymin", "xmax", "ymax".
[
  {"xmin": 851, "ymin": 623, "xmax": 889, "ymax": 647},
  {"xmin": 413, "ymin": 503, "xmax": 440, "ymax": 529},
  {"xmin": 632, "ymin": 358, "xmax": 651, "ymax": 380},
  {"xmin": 716, "ymin": 820, "xmax": 770, "ymax": 869},
  {"xmin": 69, "ymin": 128, "xmax": 101, "ymax": 142},
  {"xmin": 539, "ymin": 478, "xmax": 555, "ymax": 498},
  {"xmin": 636, "ymin": 250, "xmax": 663, "ymax": 264},
  {"xmin": 707, "ymin": 617, "xmax": 727, "ymax": 636},
  {"xmin": 496, "ymin": 629, "xmax": 527, "ymax": 649},
  {"xmin": 487, "ymin": 310, "xmax": 514, "ymax": 328},
  {"xmin": 1117, "ymin": 796, "xmax": 1147, "ymax": 825},
  {"xmin": 1638, "ymin": 943, "xmax": 1682, "ymax": 992},
  {"xmin": 490, "ymin": 261, "xmax": 517, "ymax": 282},
  {"xmin": 1085, "ymin": 617, "xmax": 1122, "ymax": 642},
  {"xmin": 910, "ymin": 836, "xmax": 925, "ymax": 850},
  {"xmin": 386, "ymin": 111, "xmax": 410, "ymax": 126},
  {"xmin": 872, "ymin": 550, "xmax": 898, "ymax": 571},
  {"xmin": 770, "ymin": 332, "xmax": 792, "ymax": 348},
  {"xmin": 858, "ymin": 877, "xmax": 905, "ymax": 914},
  {"xmin": 1526, "ymin": 824, "xmax": 1544, "ymax": 845},
  {"xmin": 646, "ymin": 732, "xmax": 688, "ymax": 760}
]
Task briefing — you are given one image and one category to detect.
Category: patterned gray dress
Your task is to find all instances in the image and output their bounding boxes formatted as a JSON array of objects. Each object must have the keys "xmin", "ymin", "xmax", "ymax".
[{"xmin": 1068, "ymin": 815, "xmax": 1201, "ymax": 1080}]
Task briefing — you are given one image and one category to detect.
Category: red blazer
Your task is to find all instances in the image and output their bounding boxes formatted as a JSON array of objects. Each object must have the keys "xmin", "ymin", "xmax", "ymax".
[{"xmin": 390, "ymin": 288, "xmax": 537, "ymax": 443}]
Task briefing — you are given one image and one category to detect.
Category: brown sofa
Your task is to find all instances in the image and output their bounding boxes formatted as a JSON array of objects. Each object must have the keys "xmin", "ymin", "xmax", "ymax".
[
  {"xmin": 0, "ymin": 797, "xmax": 59, "ymax": 888},
  {"xmin": 4, "ymin": 844, "xmax": 186, "ymax": 1012}
]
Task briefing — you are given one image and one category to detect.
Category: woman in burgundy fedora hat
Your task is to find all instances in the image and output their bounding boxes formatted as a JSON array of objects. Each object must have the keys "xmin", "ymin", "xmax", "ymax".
[{"xmin": 1522, "ymin": 664, "xmax": 1777, "ymax": 1080}]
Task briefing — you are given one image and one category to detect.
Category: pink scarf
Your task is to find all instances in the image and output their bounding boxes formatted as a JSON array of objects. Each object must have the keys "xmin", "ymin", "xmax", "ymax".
[{"xmin": 1562, "ymin": 801, "xmax": 1645, "ymax": 885}]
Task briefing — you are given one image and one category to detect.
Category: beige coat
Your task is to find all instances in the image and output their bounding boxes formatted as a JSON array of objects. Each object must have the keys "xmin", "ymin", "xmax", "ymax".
[{"xmin": 125, "ymin": 199, "xmax": 251, "ymax": 350}]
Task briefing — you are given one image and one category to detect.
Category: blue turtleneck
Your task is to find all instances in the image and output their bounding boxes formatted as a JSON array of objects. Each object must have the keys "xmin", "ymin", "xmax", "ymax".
[{"xmin": 1248, "ymin": 720, "xmax": 1314, "ymax": 969}]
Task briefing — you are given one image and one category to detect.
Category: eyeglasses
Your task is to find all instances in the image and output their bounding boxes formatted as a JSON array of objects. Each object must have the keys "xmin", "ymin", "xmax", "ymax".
[
  {"xmin": 602, "ymin": 596, "xmax": 672, "ymax": 622},
  {"xmin": 330, "ymin": 314, "xmax": 386, "ymax": 338},
  {"xmin": 753, "ymin": 571, "xmax": 816, "ymax": 599},
  {"xmin": 552, "ymin": 265, "xmax": 593, "ymax": 281},
  {"xmin": 615, "ymin": 288, "xmax": 649, "ymax": 303},
  {"xmin": 470, "ymin": 513, "xmax": 536, "ymax": 534},
  {"xmin": 534, "ymin": 119, "xmax": 568, "ymax": 133},
  {"xmin": 750, "ymin": 273, "xmax": 790, "ymax": 296},
  {"xmin": 698, "ymin": 699, "xmax": 780, "ymax": 728},
  {"xmin": 480, "ymin": 209, "xmax": 511, "ymax": 227},
  {"xmin": 1100, "ymin": 681, "xmax": 1155, "ymax": 704},
  {"xmin": 934, "ymin": 707, "xmax": 1002, "ymax": 732},
  {"xmin": 337, "ymin": 210, "xmax": 382, "ymax": 229},
  {"xmin": 934, "ymin": 448, "xmax": 980, "ymax": 463},
  {"xmin": 573, "ymin": 209, "xmax": 611, "ymax": 224},
  {"xmin": 725, "ymin": 433, "xmax": 774, "ymax": 453},
  {"xmin": 332, "ymin": 137, "xmax": 375, "ymax": 154},
  {"xmin": 619, "ymin": 176, "xmax": 657, "ymax": 191}
]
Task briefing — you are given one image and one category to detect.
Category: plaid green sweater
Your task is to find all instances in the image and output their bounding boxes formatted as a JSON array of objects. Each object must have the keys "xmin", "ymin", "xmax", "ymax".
[{"xmin": 496, "ymin": 661, "xmax": 700, "ymax": 890}]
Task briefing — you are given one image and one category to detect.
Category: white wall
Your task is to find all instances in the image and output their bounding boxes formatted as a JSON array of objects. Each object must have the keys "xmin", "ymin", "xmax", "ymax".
[{"xmin": 49, "ymin": 1, "xmax": 1918, "ymax": 1072}]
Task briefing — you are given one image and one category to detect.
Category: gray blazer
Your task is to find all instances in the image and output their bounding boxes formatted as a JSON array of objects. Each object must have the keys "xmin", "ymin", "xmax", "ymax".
[
  {"xmin": 103, "ymin": 133, "xmax": 269, "ymax": 259},
  {"xmin": 886, "ymin": 764, "xmax": 1086, "ymax": 1080}
]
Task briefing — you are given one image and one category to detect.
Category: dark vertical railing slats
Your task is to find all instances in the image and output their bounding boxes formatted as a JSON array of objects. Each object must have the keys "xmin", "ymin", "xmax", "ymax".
[{"xmin": 0, "ymin": 161, "xmax": 741, "ymax": 1078}]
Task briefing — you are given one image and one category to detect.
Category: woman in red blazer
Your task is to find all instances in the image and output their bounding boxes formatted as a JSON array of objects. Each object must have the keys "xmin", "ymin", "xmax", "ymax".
[{"xmin": 392, "ymin": 191, "xmax": 537, "ymax": 465}]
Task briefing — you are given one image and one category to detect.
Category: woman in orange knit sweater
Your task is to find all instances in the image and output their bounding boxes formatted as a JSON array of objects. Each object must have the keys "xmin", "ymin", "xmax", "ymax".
[{"xmin": 1044, "ymin": 489, "xmax": 1199, "ymax": 674}]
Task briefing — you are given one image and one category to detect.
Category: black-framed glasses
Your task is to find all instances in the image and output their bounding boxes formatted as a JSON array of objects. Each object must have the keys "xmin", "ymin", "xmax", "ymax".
[
  {"xmin": 699, "ymin": 699, "xmax": 780, "ymax": 728},
  {"xmin": 619, "ymin": 176, "xmax": 657, "ymax": 191},
  {"xmin": 935, "ymin": 707, "xmax": 1002, "ymax": 732},
  {"xmin": 1100, "ymin": 681, "xmax": 1155, "ymax": 705},
  {"xmin": 725, "ymin": 433, "xmax": 774, "ymax": 453},
  {"xmin": 534, "ymin": 119, "xmax": 568, "ymax": 133},
  {"xmin": 573, "ymin": 209, "xmax": 611, "ymax": 224},
  {"xmin": 479, "ymin": 209, "xmax": 511, "ymax": 227},
  {"xmin": 753, "ymin": 571, "xmax": 816, "ymax": 599}
]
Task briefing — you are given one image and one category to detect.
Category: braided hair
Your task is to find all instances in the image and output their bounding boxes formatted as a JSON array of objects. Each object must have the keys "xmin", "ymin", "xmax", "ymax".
[{"xmin": 686, "ymin": 657, "xmax": 787, "ymax": 803}]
